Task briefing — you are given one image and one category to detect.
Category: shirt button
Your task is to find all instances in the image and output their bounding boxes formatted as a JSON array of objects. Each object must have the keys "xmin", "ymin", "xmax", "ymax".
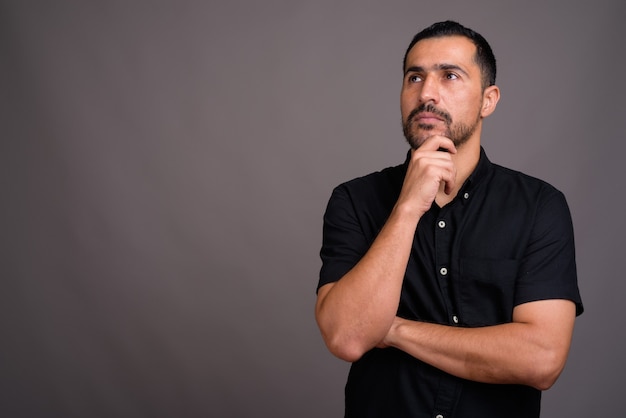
[
  {"xmin": 438, "ymin": 220, "xmax": 446, "ymax": 228},
  {"xmin": 439, "ymin": 267, "xmax": 448, "ymax": 276},
  {"xmin": 463, "ymin": 192, "xmax": 470, "ymax": 199},
  {"xmin": 452, "ymin": 315, "xmax": 459, "ymax": 324}
]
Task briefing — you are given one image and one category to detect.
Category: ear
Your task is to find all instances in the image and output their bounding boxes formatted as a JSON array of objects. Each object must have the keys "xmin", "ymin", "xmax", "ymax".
[{"xmin": 480, "ymin": 85, "xmax": 500, "ymax": 118}]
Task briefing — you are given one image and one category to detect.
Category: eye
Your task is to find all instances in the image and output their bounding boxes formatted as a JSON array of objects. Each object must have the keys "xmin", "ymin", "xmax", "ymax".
[
  {"xmin": 408, "ymin": 74, "xmax": 422, "ymax": 83},
  {"xmin": 445, "ymin": 72, "xmax": 459, "ymax": 80}
]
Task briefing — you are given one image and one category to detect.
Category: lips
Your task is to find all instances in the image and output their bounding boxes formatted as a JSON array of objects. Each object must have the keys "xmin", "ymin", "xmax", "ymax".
[{"xmin": 414, "ymin": 112, "xmax": 444, "ymax": 123}]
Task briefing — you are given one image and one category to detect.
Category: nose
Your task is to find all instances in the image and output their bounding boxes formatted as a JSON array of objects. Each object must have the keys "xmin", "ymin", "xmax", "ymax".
[{"xmin": 419, "ymin": 75, "xmax": 440, "ymax": 104}]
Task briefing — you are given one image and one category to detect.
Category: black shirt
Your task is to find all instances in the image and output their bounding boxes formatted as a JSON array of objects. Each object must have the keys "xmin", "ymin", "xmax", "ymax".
[{"xmin": 318, "ymin": 148, "xmax": 583, "ymax": 418}]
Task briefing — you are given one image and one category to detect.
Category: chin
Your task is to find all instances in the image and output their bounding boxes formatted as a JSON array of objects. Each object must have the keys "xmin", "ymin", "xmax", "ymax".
[{"xmin": 407, "ymin": 131, "xmax": 440, "ymax": 149}]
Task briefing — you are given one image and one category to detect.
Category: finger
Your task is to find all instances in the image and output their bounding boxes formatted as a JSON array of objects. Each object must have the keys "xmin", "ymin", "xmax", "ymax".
[{"xmin": 442, "ymin": 164, "xmax": 457, "ymax": 195}]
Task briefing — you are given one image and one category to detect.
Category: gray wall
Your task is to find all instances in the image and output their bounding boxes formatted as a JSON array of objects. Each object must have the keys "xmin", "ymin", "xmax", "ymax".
[{"xmin": 1, "ymin": 1, "xmax": 624, "ymax": 417}]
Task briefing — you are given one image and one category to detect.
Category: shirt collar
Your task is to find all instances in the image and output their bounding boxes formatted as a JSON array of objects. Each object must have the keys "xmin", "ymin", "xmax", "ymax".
[{"xmin": 464, "ymin": 146, "xmax": 492, "ymax": 191}]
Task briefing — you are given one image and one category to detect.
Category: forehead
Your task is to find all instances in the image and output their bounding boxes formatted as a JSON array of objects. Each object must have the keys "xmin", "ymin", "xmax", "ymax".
[{"xmin": 405, "ymin": 35, "xmax": 478, "ymax": 72}]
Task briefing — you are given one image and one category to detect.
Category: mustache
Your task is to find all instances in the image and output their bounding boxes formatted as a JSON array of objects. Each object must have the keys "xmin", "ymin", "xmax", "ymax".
[{"xmin": 407, "ymin": 103, "xmax": 452, "ymax": 124}]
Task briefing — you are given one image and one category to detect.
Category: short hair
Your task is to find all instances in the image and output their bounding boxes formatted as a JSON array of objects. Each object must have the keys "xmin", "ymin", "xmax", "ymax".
[{"xmin": 403, "ymin": 20, "xmax": 497, "ymax": 89}]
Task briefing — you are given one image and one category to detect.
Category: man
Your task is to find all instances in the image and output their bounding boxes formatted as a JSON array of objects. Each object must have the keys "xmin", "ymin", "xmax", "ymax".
[{"xmin": 315, "ymin": 21, "xmax": 583, "ymax": 418}]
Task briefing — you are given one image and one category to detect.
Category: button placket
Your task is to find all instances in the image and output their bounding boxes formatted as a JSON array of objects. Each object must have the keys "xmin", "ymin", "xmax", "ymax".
[
  {"xmin": 434, "ymin": 212, "xmax": 456, "ymax": 329},
  {"xmin": 437, "ymin": 219, "xmax": 448, "ymax": 279}
]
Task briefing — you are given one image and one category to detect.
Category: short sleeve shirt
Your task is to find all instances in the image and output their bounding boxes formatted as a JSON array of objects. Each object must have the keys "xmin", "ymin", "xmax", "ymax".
[{"xmin": 318, "ymin": 148, "xmax": 583, "ymax": 418}]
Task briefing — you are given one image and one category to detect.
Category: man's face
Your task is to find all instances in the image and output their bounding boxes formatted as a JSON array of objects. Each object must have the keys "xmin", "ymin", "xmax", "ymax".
[{"xmin": 401, "ymin": 35, "xmax": 486, "ymax": 149}]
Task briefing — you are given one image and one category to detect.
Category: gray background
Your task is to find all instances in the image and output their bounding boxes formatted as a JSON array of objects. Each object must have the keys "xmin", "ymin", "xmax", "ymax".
[{"xmin": 1, "ymin": 1, "xmax": 624, "ymax": 417}]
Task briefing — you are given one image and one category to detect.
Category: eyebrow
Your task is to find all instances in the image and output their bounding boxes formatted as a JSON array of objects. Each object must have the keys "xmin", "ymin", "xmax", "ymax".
[{"xmin": 404, "ymin": 63, "xmax": 469, "ymax": 77}]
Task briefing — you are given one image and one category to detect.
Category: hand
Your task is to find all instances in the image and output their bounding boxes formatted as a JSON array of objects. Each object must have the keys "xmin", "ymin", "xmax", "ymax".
[{"xmin": 395, "ymin": 136, "xmax": 457, "ymax": 217}]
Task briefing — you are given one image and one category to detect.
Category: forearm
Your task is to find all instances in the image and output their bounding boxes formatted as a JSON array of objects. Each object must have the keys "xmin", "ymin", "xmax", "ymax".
[
  {"xmin": 383, "ymin": 300, "xmax": 576, "ymax": 390},
  {"xmin": 315, "ymin": 205, "xmax": 420, "ymax": 362},
  {"xmin": 386, "ymin": 320, "xmax": 548, "ymax": 387}
]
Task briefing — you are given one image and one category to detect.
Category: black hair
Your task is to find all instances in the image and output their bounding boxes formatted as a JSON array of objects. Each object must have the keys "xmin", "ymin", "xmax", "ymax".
[{"xmin": 403, "ymin": 20, "xmax": 497, "ymax": 89}]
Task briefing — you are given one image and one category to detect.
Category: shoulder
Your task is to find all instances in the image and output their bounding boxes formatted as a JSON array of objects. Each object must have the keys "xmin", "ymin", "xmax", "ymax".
[
  {"xmin": 323, "ymin": 161, "xmax": 406, "ymax": 231},
  {"xmin": 337, "ymin": 161, "xmax": 405, "ymax": 189},
  {"xmin": 489, "ymin": 163, "xmax": 566, "ymax": 203},
  {"xmin": 490, "ymin": 163, "xmax": 554, "ymax": 188},
  {"xmin": 331, "ymin": 162, "xmax": 406, "ymax": 203}
]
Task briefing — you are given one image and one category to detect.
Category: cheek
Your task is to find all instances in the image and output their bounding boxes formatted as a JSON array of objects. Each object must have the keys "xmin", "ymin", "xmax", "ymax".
[
  {"xmin": 453, "ymin": 93, "xmax": 482, "ymax": 119},
  {"xmin": 400, "ymin": 91, "xmax": 418, "ymax": 112},
  {"xmin": 400, "ymin": 100, "xmax": 412, "ymax": 120}
]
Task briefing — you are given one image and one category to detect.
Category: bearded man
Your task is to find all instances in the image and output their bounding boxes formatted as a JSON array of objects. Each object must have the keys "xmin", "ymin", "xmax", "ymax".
[{"xmin": 315, "ymin": 20, "xmax": 583, "ymax": 418}]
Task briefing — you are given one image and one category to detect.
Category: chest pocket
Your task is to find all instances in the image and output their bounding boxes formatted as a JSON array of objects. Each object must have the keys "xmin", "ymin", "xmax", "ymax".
[{"xmin": 458, "ymin": 258, "xmax": 519, "ymax": 326}]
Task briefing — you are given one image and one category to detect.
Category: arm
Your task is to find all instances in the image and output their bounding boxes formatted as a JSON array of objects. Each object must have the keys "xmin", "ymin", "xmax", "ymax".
[
  {"xmin": 379, "ymin": 299, "xmax": 576, "ymax": 390},
  {"xmin": 315, "ymin": 136, "xmax": 457, "ymax": 362}
]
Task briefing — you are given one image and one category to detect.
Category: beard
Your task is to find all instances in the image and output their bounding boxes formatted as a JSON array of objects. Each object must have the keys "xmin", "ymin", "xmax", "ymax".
[{"xmin": 402, "ymin": 103, "xmax": 481, "ymax": 150}]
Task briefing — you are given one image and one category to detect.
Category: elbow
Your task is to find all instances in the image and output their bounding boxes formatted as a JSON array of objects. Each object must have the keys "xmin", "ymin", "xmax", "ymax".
[
  {"xmin": 315, "ymin": 304, "xmax": 372, "ymax": 362},
  {"xmin": 531, "ymin": 374, "xmax": 558, "ymax": 392},
  {"xmin": 531, "ymin": 368, "xmax": 563, "ymax": 391},
  {"xmin": 527, "ymin": 349, "xmax": 568, "ymax": 391},
  {"xmin": 324, "ymin": 334, "xmax": 369, "ymax": 363},
  {"xmin": 532, "ymin": 373, "xmax": 560, "ymax": 392}
]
